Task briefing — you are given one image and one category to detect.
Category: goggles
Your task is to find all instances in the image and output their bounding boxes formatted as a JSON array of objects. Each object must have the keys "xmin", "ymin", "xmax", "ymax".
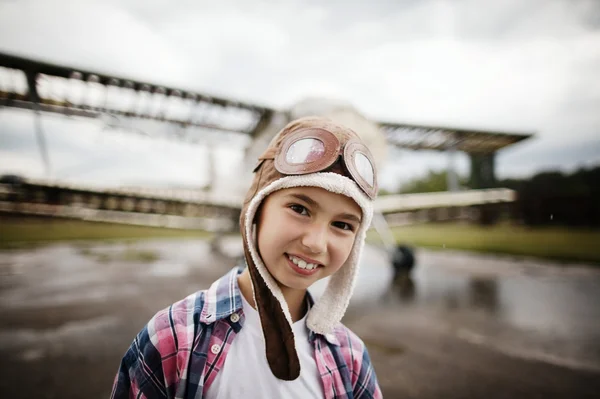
[{"xmin": 260, "ymin": 128, "xmax": 378, "ymax": 199}]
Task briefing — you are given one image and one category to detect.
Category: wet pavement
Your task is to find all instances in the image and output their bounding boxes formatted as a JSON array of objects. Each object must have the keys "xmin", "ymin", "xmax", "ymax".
[{"xmin": 0, "ymin": 237, "xmax": 599, "ymax": 398}]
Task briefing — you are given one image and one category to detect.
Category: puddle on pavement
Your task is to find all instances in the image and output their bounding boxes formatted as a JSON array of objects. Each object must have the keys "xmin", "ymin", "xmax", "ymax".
[
  {"xmin": 1, "ymin": 238, "xmax": 599, "ymax": 370},
  {"xmin": 366, "ymin": 248, "xmax": 600, "ymax": 371}
]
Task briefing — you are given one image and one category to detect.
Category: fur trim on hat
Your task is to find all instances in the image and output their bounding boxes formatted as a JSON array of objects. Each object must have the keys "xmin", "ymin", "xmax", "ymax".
[{"xmin": 243, "ymin": 172, "xmax": 373, "ymax": 335}]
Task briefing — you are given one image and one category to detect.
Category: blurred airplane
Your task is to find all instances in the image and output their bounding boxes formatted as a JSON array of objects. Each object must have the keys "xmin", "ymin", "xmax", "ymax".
[
  {"xmin": 0, "ymin": 51, "xmax": 531, "ymax": 191},
  {"xmin": 0, "ymin": 51, "xmax": 530, "ymax": 267}
]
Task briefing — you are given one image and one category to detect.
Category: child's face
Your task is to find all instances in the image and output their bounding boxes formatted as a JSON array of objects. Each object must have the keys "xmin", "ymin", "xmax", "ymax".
[{"xmin": 256, "ymin": 186, "xmax": 362, "ymax": 292}]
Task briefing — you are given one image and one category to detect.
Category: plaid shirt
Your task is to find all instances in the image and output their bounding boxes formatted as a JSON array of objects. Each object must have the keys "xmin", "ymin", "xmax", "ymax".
[{"xmin": 111, "ymin": 267, "xmax": 382, "ymax": 399}]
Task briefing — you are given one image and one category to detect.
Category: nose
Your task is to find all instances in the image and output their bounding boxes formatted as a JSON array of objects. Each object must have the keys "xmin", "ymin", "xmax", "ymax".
[{"xmin": 301, "ymin": 222, "xmax": 327, "ymax": 255}]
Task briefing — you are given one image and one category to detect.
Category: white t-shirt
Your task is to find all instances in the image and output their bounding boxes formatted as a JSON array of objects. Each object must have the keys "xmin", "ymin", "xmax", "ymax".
[{"xmin": 205, "ymin": 289, "xmax": 323, "ymax": 398}]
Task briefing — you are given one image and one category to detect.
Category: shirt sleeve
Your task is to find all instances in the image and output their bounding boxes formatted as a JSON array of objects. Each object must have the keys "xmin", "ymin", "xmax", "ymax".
[
  {"xmin": 110, "ymin": 324, "xmax": 170, "ymax": 399},
  {"xmin": 353, "ymin": 345, "xmax": 383, "ymax": 399}
]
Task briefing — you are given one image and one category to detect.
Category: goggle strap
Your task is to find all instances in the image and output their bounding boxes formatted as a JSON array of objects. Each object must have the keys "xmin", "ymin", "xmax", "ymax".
[
  {"xmin": 252, "ymin": 160, "xmax": 265, "ymax": 173},
  {"xmin": 258, "ymin": 147, "xmax": 277, "ymax": 161}
]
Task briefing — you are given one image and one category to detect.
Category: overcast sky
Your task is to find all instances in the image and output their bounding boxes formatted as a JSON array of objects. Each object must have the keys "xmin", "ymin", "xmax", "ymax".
[{"xmin": 1, "ymin": 0, "xmax": 599, "ymax": 192}]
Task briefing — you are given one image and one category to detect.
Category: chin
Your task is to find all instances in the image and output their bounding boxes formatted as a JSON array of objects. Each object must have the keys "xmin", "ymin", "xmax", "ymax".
[
  {"xmin": 274, "ymin": 270, "xmax": 317, "ymax": 291},
  {"xmin": 284, "ymin": 278, "xmax": 314, "ymax": 291}
]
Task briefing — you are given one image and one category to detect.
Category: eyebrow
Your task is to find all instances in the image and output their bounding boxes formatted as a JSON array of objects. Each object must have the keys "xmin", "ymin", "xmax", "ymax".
[
  {"xmin": 288, "ymin": 193, "xmax": 362, "ymax": 224},
  {"xmin": 339, "ymin": 213, "xmax": 362, "ymax": 224}
]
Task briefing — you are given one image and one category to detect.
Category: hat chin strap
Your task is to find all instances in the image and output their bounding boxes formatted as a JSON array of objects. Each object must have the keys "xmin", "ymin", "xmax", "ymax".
[
  {"xmin": 242, "ymin": 225, "xmax": 300, "ymax": 380},
  {"xmin": 242, "ymin": 173, "xmax": 373, "ymax": 380}
]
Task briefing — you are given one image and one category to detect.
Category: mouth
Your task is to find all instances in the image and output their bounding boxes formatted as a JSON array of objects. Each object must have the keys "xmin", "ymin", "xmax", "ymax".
[{"xmin": 285, "ymin": 253, "xmax": 322, "ymax": 276}]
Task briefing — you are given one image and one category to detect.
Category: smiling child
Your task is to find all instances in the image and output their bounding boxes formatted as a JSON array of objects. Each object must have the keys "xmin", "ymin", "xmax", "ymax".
[{"xmin": 111, "ymin": 117, "xmax": 382, "ymax": 398}]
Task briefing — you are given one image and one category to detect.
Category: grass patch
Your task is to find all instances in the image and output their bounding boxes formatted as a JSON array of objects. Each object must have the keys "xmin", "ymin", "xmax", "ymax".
[
  {"xmin": 121, "ymin": 249, "xmax": 160, "ymax": 262},
  {"xmin": 362, "ymin": 338, "xmax": 406, "ymax": 355},
  {"xmin": 3, "ymin": 217, "xmax": 599, "ymax": 264},
  {"xmin": 368, "ymin": 223, "xmax": 600, "ymax": 264},
  {"xmin": 0, "ymin": 217, "xmax": 212, "ymax": 248}
]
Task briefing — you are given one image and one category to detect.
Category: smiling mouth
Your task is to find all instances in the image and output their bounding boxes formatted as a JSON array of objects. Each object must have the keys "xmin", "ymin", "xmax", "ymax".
[{"xmin": 285, "ymin": 253, "xmax": 322, "ymax": 275}]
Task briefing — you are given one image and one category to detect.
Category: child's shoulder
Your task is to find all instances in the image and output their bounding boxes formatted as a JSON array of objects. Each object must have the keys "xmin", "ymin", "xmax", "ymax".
[
  {"xmin": 147, "ymin": 267, "xmax": 241, "ymax": 334},
  {"xmin": 324, "ymin": 322, "xmax": 373, "ymax": 376},
  {"xmin": 330, "ymin": 322, "xmax": 368, "ymax": 353},
  {"xmin": 147, "ymin": 289, "xmax": 207, "ymax": 333}
]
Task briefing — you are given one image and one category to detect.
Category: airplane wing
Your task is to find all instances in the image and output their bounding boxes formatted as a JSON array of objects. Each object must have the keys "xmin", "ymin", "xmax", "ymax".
[
  {"xmin": 1, "ymin": 51, "xmax": 529, "ymax": 233},
  {"xmin": 377, "ymin": 120, "xmax": 532, "ymax": 154},
  {"xmin": 1, "ymin": 51, "xmax": 532, "ymax": 154},
  {"xmin": 0, "ymin": 176, "xmax": 516, "ymax": 232},
  {"xmin": 0, "ymin": 51, "xmax": 275, "ymax": 140}
]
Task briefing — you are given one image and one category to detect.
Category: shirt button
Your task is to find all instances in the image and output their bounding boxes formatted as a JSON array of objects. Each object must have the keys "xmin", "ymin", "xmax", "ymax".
[
  {"xmin": 230, "ymin": 313, "xmax": 240, "ymax": 323},
  {"xmin": 211, "ymin": 344, "xmax": 221, "ymax": 354}
]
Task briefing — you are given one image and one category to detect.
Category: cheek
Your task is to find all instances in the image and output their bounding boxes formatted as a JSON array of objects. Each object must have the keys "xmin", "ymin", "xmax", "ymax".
[
  {"xmin": 330, "ymin": 236, "xmax": 356, "ymax": 270},
  {"xmin": 256, "ymin": 212, "xmax": 293, "ymax": 260}
]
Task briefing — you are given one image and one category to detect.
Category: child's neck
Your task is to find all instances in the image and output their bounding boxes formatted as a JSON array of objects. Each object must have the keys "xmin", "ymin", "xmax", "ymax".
[
  {"xmin": 279, "ymin": 285, "xmax": 308, "ymax": 323},
  {"xmin": 238, "ymin": 268, "xmax": 308, "ymax": 323}
]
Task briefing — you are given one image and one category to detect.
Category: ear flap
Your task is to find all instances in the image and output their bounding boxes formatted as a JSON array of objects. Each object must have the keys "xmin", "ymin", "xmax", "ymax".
[{"xmin": 241, "ymin": 225, "xmax": 300, "ymax": 380}]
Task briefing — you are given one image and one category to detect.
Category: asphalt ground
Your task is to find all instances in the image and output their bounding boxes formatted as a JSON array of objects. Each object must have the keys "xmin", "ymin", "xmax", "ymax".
[{"xmin": 0, "ymin": 238, "xmax": 598, "ymax": 398}]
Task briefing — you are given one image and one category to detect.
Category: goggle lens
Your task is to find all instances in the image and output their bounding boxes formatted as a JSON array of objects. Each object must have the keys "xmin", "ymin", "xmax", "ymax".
[
  {"xmin": 271, "ymin": 128, "xmax": 378, "ymax": 199},
  {"xmin": 285, "ymin": 138, "xmax": 326, "ymax": 164},
  {"xmin": 354, "ymin": 152, "xmax": 375, "ymax": 187}
]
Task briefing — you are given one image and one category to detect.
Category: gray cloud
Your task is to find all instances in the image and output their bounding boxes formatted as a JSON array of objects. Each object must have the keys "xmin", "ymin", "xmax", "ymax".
[{"xmin": 0, "ymin": 0, "xmax": 598, "ymax": 191}]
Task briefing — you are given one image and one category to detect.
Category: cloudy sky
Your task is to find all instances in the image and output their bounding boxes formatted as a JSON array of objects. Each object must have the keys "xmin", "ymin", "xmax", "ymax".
[{"xmin": 0, "ymin": 0, "xmax": 599, "ymax": 192}]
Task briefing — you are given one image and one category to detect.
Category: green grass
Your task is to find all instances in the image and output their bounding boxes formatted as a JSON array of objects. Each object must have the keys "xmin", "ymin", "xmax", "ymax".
[
  {"xmin": 2, "ymin": 217, "xmax": 599, "ymax": 264},
  {"xmin": 368, "ymin": 223, "xmax": 600, "ymax": 264},
  {"xmin": 0, "ymin": 217, "xmax": 212, "ymax": 248}
]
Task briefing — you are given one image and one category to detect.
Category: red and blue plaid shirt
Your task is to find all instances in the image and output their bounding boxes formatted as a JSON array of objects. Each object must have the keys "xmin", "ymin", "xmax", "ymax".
[{"xmin": 111, "ymin": 267, "xmax": 382, "ymax": 399}]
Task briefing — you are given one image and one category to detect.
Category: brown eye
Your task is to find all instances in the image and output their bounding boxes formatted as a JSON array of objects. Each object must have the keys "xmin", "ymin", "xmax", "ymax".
[
  {"xmin": 289, "ymin": 204, "xmax": 309, "ymax": 216},
  {"xmin": 332, "ymin": 221, "xmax": 354, "ymax": 231}
]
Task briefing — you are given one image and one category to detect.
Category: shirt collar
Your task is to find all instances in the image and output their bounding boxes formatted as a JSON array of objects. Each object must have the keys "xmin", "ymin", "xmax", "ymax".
[
  {"xmin": 199, "ymin": 266, "xmax": 340, "ymax": 346},
  {"xmin": 199, "ymin": 267, "xmax": 244, "ymax": 324}
]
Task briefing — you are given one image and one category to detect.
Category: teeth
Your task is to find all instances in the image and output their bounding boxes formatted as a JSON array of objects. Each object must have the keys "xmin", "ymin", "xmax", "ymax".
[{"xmin": 288, "ymin": 255, "xmax": 318, "ymax": 270}]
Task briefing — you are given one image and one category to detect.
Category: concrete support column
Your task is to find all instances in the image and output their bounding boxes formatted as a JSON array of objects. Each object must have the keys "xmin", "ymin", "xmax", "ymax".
[
  {"xmin": 469, "ymin": 152, "xmax": 499, "ymax": 225},
  {"xmin": 469, "ymin": 152, "xmax": 497, "ymax": 189},
  {"xmin": 446, "ymin": 141, "xmax": 459, "ymax": 192}
]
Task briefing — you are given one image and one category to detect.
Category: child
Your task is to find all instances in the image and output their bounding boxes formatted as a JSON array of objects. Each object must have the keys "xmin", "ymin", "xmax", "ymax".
[{"xmin": 111, "ymin": 117, "xmax": 382, "ymax": 398}]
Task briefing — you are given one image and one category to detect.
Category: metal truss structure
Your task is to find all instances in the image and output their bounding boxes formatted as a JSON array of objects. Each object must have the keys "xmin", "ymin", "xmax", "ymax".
[
  {"xmin": 0, "ymin": 51, "xmax": 530, "ymax": 229},
  {"xmin": 1, "ymin": 51, "xmax": 532, "ymax": 154},
  {"xmin": 0, "ymin": 52, "xmax": 273, "ymax": 142},
  {"xmin": 379, "ymin": 121, "xmax": 532, "ymax": 154}
]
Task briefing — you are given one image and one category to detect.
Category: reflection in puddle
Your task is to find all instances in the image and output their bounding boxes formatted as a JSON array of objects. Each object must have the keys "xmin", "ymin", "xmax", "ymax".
[
  {"xmin": 149, "ymin": 261, "xmax": 190, "ymax": 277},
  {"xmin": 1, "ymin": 239, "xmax": 599, "ymax": 371},
  {"xmin": 468, "ymin": 278, "xmax": 498, "ymax": 313},
  {"xmin": 388, "ymin": 272, "xmax": 416, "ymax": 303},
  {"xmin": 372, "ymin": 248, "xmax": 600, "ymax": 371}
]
